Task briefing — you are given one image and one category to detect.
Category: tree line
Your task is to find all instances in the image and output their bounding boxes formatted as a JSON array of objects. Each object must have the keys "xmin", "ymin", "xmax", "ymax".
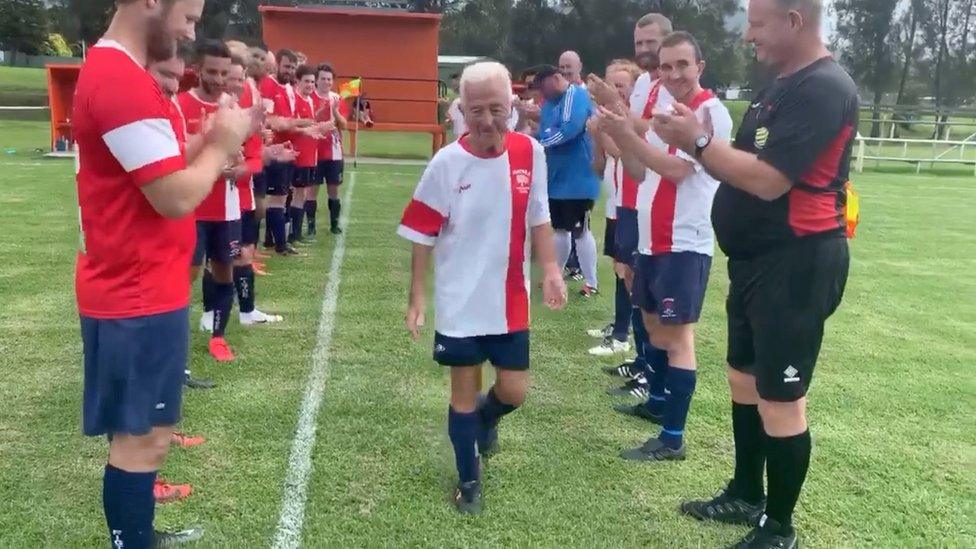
[{"xmin": 3, "ymin": 0, "xmax": 974, "ymax": 127}]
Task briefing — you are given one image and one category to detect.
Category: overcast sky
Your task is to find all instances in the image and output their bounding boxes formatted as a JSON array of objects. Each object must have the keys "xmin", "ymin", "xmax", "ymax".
[{"xmin": 733, "ymin": 0, "xmax": 837, "ymax": 39}]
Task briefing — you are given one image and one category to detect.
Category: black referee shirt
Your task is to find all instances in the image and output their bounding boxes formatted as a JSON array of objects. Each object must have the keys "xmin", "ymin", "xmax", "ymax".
[{"xmin": 712, "ymin": 56, "xmax": 859, "ymax": 260}]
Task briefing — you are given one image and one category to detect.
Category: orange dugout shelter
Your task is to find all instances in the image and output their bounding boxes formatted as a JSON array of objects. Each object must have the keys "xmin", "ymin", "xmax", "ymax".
[
  {"xmin": 259, "ymin": 5, "xmax": 445, "ymax": 156},
  {"xmin": 46, "ymin": 64, "xmax": 82, "ymax": 154}
]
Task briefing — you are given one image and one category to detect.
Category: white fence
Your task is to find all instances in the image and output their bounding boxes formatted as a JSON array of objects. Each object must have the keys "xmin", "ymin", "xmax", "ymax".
[{"xmin": 854, "ymin": 133, "xmax": 976, "ymax": 175}]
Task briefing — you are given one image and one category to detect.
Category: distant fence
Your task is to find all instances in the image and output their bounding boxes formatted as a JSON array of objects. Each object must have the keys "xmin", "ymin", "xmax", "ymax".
[
  {"xmin": 1, "ymin": 51, "xmax": 82, "ymax": 69},
  {"xmin": 854, "ymin": 133, "xmax": 976, "ymax": 175}
]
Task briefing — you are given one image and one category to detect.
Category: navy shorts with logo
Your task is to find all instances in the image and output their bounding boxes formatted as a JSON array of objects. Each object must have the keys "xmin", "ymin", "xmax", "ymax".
[
  {"xmin": 240, "ymin": 209, "xmax": 259, "ymax": 246},
  {"xmin": 192, "ymin": 220, "xmax": 242, "ymax": 266},
  {"xmin": 265, "ymin": 161, "xmax": 294, "ymax": 196},
  {"xmin": 603, "ymin": 217, "xmax": 617, "ymax": 258},
  {"xmin": 82, "ymin": 307, "xmax": 189, "ymax": 436},
  {"xmin": 632, "ymin": 251, "xmax": 712, "ymax": 325},
  {"xmin": 433, "ymin": 331, "xmax": 530, "ymax": 371},
  {"xmin": 293, "ymin": 166, "xmax": 316, "ymax": 188},
  {"xmin": 727, "ymin": 237, "xmax": 849, "ymax": 402},
  {"xmin": 316, "ymin": 160, "xmax": 344, "ymax": 186},
  {"xmin": 252, "ymin": 171, "xmax": 267, "ymax": 198}
]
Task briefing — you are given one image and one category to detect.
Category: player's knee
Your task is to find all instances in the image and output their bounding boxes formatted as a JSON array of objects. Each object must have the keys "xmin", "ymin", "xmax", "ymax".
[
  {"xmin": 493, "ymin": 375, "xmax": 528, "ymax": 407},
  {"xmin": 211, "ymin": 262, "xmax": 234, "ymax": 283},
  {"xmin": 758, "ymin": 398, "xmax": 807, "ymax": 437},
  {"xmin": 727, "ymin": 366, "xmax": 760, "ymax": 404}
]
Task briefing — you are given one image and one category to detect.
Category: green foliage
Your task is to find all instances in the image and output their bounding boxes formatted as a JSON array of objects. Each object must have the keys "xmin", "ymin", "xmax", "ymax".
[
  {"xmin": 40, "ymin": 33, "xmax": 74, "ymax": 57},
  {"xmin": 0, "ymin": 0, "xmax": 48, "ymax": 56}
]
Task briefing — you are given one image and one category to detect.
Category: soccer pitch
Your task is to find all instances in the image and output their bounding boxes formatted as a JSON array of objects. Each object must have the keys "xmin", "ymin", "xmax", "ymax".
[{"xmin": 0, "ymin": 122, "xmax": 973, "ymax": 547}]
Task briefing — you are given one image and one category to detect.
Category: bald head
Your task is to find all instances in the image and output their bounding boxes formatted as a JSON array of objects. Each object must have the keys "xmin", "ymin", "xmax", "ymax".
[
  {"xmin": 776, "ymin": 0, "xmax": 822, "ymax": 27},
  {"xmin": 558, "ymin": 51, "xmax": 583, "ymax": 84},
  {"xmin": 747, "ymin": 0, "xmax": 827, "ymax": 74}
]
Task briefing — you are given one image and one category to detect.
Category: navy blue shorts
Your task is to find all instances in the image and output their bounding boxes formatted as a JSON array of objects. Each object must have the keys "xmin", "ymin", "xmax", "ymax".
[
  {"xmin": 265, "ymin": 161, "xmax": 294, "ymax": 196},
  {"xmin": 316, "ymin": 160, "xmax": 344, "ymax": 186},
  {"xmin": 632, "ymin": 252, "xmax": 712, "ymax": 324},
  {"xmin": 293, "ymin": 166, "xmax": 316, "ymax": 188},
  {"xmin": 434, "ymin": 331, "xmax": 530, "ymax": 371},
  {"xmin": 192, "ymin": 220, "xmax": 242, "ymax": 266},
  {"xmin": 82, "ymin": 307, "xmax": 189, "ymax": 436},
  {"xmin": 614, "ymin": 207, "xmax": 638, "ymax": 265},
  {"xmin": 240, "ymin": 209, "xmax": 258, "ymax": 246},
  {"xmin": 253, "ymin": 171, "xmax": 267, "ymax": 198},
  {"xmin": 603, "ymin": 217, "xmax": 617, "ymax": 258}
]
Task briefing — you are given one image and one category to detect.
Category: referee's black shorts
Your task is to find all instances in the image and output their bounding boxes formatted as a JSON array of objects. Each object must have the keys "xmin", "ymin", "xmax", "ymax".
[
  {"xmin": 549, "ymin": 199, "xmax": 594, "ymax": 234},
  {"xmin": 726, "ymin": 236, "xmax": 849, "ymax": 402}
]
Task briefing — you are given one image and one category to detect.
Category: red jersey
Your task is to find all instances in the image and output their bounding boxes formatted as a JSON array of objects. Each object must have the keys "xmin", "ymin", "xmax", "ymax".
[
  {"xmin": 177, "ymin": 90, "xmax": 241, "ymax": 222},
  {"xmin": 73, "ymin": 40, "xmax": 193, "ymax": 319},
  {"xmin": 313, "ymin": 90, "xmax": 344, "ymax": 161},
  {"xmin": 293, "ymin": 93, "xmax": 318, "ymax": 167},
  {"xmin": 237, "ymin": 81, "xmax": 263, "ymax": 212},
  {"xmin": 259, "ymin": 75, "xmax": 295, "ymax": 145}
]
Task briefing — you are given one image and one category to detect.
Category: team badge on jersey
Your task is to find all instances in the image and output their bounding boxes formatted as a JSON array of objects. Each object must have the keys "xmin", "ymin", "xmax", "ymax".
[
  {"xmin": 513, "ymin": 169, "xmax": 531, "ymax": 194},
  {"xmin": 755, "ymin": 127, "xmax": 770, "ymax": 150}
]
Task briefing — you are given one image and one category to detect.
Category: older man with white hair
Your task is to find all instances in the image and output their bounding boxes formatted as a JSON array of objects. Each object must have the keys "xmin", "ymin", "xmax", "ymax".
[{"xmin": 398, "ymin": 61, "xmax": 567, "ymax": 514}]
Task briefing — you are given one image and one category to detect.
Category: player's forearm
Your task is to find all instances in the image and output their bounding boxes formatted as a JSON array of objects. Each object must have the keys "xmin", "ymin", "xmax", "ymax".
[
  {"xmin": 409, "ymin": 243, "xmax": 433, "ymax": 303},
  {"xmin": 530, "ymin": 223, "xmax": 561, "ymax": 278},
  {"xmin": 185, "ymin": 134, "xmax": 206, "ymax": 163},
  {"xmin": 592, "ymin": 133, "xmax": 607, "ymax": 174},
  {"xmin": 141, "ymin": 145, "xmax": 227, "ymax": 219},
  {"xmin": 617, "ymin": 129, "xmax": 692, "ymax": 183},
  {"xmin": 698, "ymin": 140, "xmax": 791, "ymax": 201}
]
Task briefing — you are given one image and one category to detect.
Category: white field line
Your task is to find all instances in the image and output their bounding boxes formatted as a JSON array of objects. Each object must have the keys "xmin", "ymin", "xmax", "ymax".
[{"xmin": 272, "ymin": 172, "xmax": 356, "ymax": 549}]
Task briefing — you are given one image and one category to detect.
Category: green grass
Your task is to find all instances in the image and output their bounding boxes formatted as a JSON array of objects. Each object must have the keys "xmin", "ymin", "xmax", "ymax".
[
  {"xmin": 0, "ymin": 122, "xmax": 974, "ymax": 547},
  {"xmin": 0, "ymin": 65, "xmax": 49, "ymax": 106}
]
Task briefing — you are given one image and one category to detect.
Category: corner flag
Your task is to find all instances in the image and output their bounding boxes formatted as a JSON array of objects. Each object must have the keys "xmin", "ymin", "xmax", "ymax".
[{"xmin": 339, "ymin": 78, "xmax": 363, "ymax": 99}]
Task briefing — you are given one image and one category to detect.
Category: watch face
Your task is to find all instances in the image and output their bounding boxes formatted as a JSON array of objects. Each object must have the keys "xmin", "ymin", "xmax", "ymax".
[{"xmin": 696, "ymin": 135, "xmax": 710, "ymax": 148}]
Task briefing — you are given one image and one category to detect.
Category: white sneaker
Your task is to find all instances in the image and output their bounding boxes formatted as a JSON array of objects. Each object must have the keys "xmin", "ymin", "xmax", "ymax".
[
  {"xmin": 586, "ymin": 323, "xmax": 613, "ymax": 338},
  {"xmin": 240, "ymin": 308, "xmax": 284, "ymax": 326},
  {"xmin": 589, "ymin": 338, "xmax": 631, "ymax": 356},
  {"xmin": 198, "ymin": 311, "xmax": 214, "ymax": 333}
]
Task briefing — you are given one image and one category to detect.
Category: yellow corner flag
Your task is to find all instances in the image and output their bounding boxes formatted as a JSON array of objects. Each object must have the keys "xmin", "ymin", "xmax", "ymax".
[{"xmin": 339, "ymin": 78, "xmax": 362, "ymax": 99}]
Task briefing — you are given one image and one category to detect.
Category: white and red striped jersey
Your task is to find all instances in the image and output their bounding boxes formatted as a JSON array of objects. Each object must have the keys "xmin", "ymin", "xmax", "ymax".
[
  {"xmin": 602, "ymin": 156, "xmax": 618, "ymax": 220},
  {"xmin": 397, "ymin": 132, "xmax": 550, "ymax": 338},
  {"xmin": 313, "ymin": 90, "xmax": 344, "ymax": 161},
  {"xmin": 236, "ymin": 79, "xmax": 262, "ymax": 212},
  {"xmin": 637, "ymin": 90, "xmax": 733, "ymax": 257},
  {"xmin": 630, "ymin": 73, "xmax": 675, "ymax": 121},
  {"xmin": 177, "ymin": 90, "xmax": 241, "ymax": 222}
]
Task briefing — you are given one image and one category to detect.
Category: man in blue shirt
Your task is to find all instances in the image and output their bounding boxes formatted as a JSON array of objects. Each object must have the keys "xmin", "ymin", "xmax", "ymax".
[{"xmin": 530, "ymin": 65, "xmax": 601, "ymax": 296}]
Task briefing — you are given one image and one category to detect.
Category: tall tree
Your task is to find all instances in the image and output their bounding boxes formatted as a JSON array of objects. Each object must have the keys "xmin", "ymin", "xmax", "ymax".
[
  {"xmin": 923, "ymin": 0, "xmax": 952, "ymax": 138},
  {"xmin": 894, "ymin": 0, "xmax": 925, "ymax": 105},
  {"xmin": 835, "ymin": 0, "xmax": 899, "ymax": 137},
  {"xmin": 0, "ymin": 0, "xmax": 49, "ymax": 60}
]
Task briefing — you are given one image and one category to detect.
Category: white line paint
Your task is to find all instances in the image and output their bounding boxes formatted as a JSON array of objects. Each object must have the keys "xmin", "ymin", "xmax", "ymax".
[{"xmin": 272, "ymin": 172, "xmax": 356, "ymax": 549}]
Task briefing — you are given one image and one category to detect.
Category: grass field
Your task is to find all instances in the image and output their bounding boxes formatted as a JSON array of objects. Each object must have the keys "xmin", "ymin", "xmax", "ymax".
[{"xmin": 0, "ymin": 122, "xmax": 974, "ymax": 547}]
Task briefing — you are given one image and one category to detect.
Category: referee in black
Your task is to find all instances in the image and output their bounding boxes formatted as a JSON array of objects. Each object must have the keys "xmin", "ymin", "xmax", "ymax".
[{"xmin": 651, "ymin": 1, "xmax": 856, "ymax": 547}]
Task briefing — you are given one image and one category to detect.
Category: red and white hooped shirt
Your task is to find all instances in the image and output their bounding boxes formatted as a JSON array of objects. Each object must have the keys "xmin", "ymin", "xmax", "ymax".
[
  {"xmin": 397, "ymin": 132, "xmax": 550, "ymax": 338},
  {"xmin": 177, "ymin": 90, "xmax": 241, "ymax": 222},
  {"xmin": 313, "ymin": 90, "xmax": 344, "ymax": 161}
]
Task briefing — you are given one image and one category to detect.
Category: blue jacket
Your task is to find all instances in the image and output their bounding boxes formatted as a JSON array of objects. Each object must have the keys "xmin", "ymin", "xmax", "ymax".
[{"xmin": 537, "ymin": 85, "xmax": 600, "ymax": 200}]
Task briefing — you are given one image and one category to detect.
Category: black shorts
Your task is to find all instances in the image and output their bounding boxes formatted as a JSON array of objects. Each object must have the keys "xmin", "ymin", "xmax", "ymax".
[
  {"xmin": 614, "ymin": 207, "xmax": 639, "ymax": 265},
  {"xmin": 265, "ymin": 161, "xmax": 294, "ymax": 196},
  {"xmin": 192, "ymin": 220, "xmax": 242, "ymax": 266},
  {"xmin": 726, "ymin": 237, "xmax": 849, "ymax": 402},
  {"xmin": 240, "ymin": 209, "xmax": 259, "ymax": 246},
  {"xmin": 316, "ymin": 160, "xmax": 344, "ymax": 186},
  {"xmin": 293, "ymin": 166, "xmax": 316, "ymax": 188},
  {"xmin": 81, "ymin": 307, "xmax": 188, "ymax": 436},
  {"xmin": 603, "ymin": 217, "xmax": 617, "ymax": 258},
  {"xmin": 253, "ymin": 171, "xmax": 267, "ymax": 198},
  {"xmin": 433, "ymin": 331, "xmax": 530, "ymax": 371},
  {"xmin": 549, "ymin": 199, "xmax": 594, "ymax": 233},
  {"xmin": 632, "ymin": 251, "xmax": 712, "ymax": 325}
]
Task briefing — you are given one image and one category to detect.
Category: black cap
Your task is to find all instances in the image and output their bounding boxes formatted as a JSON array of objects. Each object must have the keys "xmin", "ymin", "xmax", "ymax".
[{"xmin": 527, "ymin": 64, "xmax": 560, "ymax": 89}]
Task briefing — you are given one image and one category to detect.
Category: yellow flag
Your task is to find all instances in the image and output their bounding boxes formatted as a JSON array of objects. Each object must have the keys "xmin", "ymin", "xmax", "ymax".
[
  {"xmin": 339, "ymin": 78, "xmax": 362, "ymax": 99},
  {"xmin": 845, "ymin": 181, "xmax": 860, "ymax": 239}
]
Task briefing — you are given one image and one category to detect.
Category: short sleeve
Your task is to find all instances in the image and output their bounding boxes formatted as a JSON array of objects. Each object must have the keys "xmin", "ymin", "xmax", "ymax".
[
  {"xmin": 528, "ymin": 140, "xmax": 551, "ymax": 227},
  {"xmin": 758, "ymin": 82, "xmax": 854, "ymax": 184},
  {"xmin": 94, "ymin": 78, "xmax": 185, "ymax": 186},
  {"xmin": 397, "ymin": 157, "xmax": 451, "ymax": 246}
]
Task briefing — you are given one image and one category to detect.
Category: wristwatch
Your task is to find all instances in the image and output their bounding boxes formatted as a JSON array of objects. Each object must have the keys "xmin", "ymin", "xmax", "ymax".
[{"xmin": 694, "ymin": 133, "xmax": 712, "ymax": 159}]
